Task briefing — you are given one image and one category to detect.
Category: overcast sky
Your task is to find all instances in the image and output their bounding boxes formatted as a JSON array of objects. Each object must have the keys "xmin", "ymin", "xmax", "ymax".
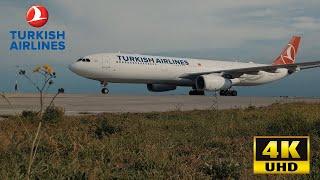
[{"xmin": 0, "ymin": 0, "xmax": 320, "ymax": 96}]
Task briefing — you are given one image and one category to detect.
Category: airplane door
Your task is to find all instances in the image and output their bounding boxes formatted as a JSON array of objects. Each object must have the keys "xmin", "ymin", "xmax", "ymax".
[
  {"xmin": 102, "ymin": 57, "xmax": 111, "ymax": 69},
  {"xmin": 102, "ymin": 56, "xmax": 117, "ymax": 72}
]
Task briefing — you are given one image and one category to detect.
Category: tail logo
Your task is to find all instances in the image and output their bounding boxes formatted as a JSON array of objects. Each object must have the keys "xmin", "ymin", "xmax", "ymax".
[
  {"xmin": 273, "ymin": 36, "xmax": 300, "ymax": 65},
  {"xmin": 281, "ymin": 44, "xmax": 296, "ymax": 64}
]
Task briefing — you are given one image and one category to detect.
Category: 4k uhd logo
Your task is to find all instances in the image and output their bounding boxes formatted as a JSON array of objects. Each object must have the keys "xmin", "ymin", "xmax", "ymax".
[
  {"xmin": 26, "ymin": 5, "xmax": 49, "ymax": 28},
  {"xmin": 253, "ymin": 136, "xmax": 310, "ymax": 174}
]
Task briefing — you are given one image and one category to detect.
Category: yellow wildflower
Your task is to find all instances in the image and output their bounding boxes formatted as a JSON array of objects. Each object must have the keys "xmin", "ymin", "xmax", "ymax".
[
  {"xmin": 42, "ymin": 64, "xmax": 54, "ymax": 74},
  {"xmin": 33, "ymin": 66, "xmax": 41, "ymax": 73}
]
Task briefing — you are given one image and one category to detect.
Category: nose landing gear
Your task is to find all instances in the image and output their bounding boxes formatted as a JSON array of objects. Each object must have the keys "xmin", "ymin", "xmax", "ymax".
[
  {"xmin": 101, "ymin": 88, "xmax": 109, "ymax": 94},
  {"xmin": 100, "ymin": 81, "xmax": 109, "ymax": 94}
]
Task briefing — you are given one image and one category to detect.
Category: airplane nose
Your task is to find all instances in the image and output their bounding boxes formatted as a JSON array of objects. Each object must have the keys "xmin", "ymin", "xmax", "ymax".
[
  {"xmin": 68, "ymin": 61, "xmax": 94, "ymax": 78},
  {"xmin": 68, "ymin": 63, "xmax": 75, "ymax": 72},
  {"xmin": 68, "ymin": 63, "xmax": 79, "ymax": 73}
]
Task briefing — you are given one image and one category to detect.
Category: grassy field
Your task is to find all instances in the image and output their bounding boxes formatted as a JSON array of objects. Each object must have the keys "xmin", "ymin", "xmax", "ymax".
[{"xmin": 0, "ymin": 102, "xmax": 320, "ymax": 179}]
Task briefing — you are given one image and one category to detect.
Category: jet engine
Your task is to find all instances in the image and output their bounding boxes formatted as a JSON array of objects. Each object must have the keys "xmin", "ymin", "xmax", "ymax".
[
  {"xmin": 196, "ymin": 74, "xmax": 232, "ymax": 91},
  {"xmin": 147, "ymin": 84, "xmax": 177, "ymax": 92}
]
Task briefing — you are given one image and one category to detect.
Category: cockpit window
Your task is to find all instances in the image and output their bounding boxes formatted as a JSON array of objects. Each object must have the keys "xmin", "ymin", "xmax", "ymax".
[{"xmin": 77, "ymin": 58, "xmax": 91, "ymax": 62}]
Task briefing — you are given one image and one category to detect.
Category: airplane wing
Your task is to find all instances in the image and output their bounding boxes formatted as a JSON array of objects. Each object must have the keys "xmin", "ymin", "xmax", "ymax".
[{"xmin": 180, "ymin": 60, "xmax": 320, "ymax": 79}]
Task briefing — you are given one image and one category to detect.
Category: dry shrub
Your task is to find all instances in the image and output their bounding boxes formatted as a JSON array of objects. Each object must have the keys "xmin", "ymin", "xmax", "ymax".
[
  {"xmin": 266, "ymin": 110, "xmax": 311, "ymax": 135},
  {"xmin": 21, "ymin": 110, "xmax": 40, "ymax": 122},
  {"xmin": 201, "ymin": 158, "xmax": 240, "ymax": 179},
  {"xmin": 94, "ymin": 117, "xmax": 121, "ymax": 139},
  {"xmin": 42, "ymin": 106, "xmax": 65, "ymax": 123}
]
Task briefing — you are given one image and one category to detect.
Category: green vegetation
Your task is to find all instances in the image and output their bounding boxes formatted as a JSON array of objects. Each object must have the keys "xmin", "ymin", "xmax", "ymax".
[
  {"xmin": 0, "ymin": 102, "xmax": 320, "ymax": 179},
  {"xmin": 42, "ymin": 106, "xmax": 65, "ymax": 123}
]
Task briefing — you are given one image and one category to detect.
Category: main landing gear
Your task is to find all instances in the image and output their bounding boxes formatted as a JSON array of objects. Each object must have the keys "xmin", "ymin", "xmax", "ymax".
[
  {"xmin": 100, "ymin": 81, "xmax": 109, "ymax": 94},
  {"xmin": 220, "ymin": 89, "xmax": 237, "ymax": 96},
  {"xmin": 189, "ymin": 90, "xmax": 205, "ymax": 95}
]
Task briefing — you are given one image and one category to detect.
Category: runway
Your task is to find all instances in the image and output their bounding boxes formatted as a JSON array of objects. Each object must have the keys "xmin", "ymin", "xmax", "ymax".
[{"xmin": 0, "ymin": 94, "xmax": 319, "ymax": 115}]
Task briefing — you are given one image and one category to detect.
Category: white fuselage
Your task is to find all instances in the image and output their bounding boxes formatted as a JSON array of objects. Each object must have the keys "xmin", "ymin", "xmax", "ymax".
[{"xmin": 69, "ymin": 53, "xmax": 289, "ymax": 88}]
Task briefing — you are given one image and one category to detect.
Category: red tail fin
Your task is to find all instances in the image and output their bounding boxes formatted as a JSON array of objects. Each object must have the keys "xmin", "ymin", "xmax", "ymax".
[{"xmin": 272, "ymin": 36, "xmax": 301, "ymax": 65}]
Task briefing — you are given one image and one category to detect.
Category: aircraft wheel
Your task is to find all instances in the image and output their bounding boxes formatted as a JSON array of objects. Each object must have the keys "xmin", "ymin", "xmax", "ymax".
[
  {"xmin": 220, "ymin": 90, "xmax": 237, "ymax": 96},
  {"xmin": 101, "ymin": 88, "xmax": 109, "ymax": 94},
  {"xmin": 220, "ymin": 90, "xmax": 226, "ymax": 96},
  {"xmin": 231, "ymin": 90, "xmax": 237, "ymax": 96},
  {"xmin": 198, "ymin": 91, "xmax": 205, "ymax": 95},
  {"xmin": 189, "ymin": 90, "xmax": 205, "ymax": 96}
]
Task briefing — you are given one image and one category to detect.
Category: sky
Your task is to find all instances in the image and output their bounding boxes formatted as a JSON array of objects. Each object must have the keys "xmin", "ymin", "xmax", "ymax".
[{"xmin": 0, "ymin": 0, "xmax": 320, "ymax": 96}]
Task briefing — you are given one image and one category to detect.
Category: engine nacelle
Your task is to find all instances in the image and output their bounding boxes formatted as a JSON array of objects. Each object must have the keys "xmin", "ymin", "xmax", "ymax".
[
  {"xmin": 147, "ymin": 84, "xmax": 177, "ymax": 92},
  {"xmin": 196, "ymin": 74, "xmax": 232, "ymax": 91}
]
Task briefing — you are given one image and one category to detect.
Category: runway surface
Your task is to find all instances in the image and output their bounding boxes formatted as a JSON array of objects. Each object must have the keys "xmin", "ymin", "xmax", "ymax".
[{"xmin": 0, "ymin": 94, "xmax": 319, "ymax": 115}]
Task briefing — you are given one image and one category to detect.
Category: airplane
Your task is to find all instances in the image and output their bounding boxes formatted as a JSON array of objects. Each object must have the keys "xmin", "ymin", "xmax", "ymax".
[{"xmin": 69, "ymin": 36, "xmax": 320, "ymax": 96}]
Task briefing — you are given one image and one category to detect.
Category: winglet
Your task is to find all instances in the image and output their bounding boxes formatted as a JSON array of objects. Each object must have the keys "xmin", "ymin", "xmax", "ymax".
[{"xmin": 272, "ymin": 36, "xmax": 301, "ymax": 65}]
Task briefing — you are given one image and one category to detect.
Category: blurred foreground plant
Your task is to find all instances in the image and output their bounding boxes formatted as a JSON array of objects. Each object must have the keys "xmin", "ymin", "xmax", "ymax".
[
  {"xmin": 0, "ymin": 92, "xmax": 37, "ymax": 179},
  {"xmin": 18, "ymin": 64, "xmax": 64, "ymax": 114},
  {"xmin": 15, "ymin": 64, "xmax": 65, "ymax": 179}
]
